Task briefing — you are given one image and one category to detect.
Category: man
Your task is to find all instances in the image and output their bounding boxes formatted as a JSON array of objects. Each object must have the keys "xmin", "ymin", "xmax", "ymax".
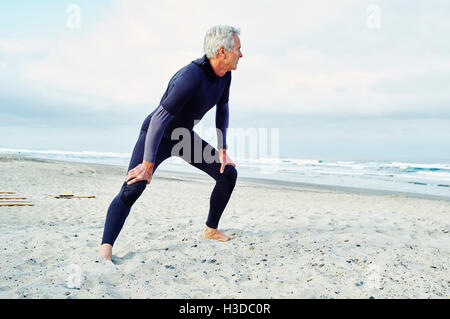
[{"xmin": 98, "ymin": 25, "xmax": 243, "ymax": 260}]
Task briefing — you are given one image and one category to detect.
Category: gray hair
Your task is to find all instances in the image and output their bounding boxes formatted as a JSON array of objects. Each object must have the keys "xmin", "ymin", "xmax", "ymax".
[{"xmin": 203, "ymin": 25, "xmax": 241, "ymax": 59}]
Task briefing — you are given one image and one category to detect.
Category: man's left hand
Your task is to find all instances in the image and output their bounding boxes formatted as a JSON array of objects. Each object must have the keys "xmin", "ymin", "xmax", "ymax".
[{"xmin": 219, "ymin": 149, "xmax": 236, "ymax": 174}]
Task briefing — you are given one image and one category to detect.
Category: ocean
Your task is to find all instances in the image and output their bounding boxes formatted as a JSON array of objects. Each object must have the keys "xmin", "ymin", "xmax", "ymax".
[{"xmin": 1, "ymin": 147, "xmax": 449, "ymax": 199}]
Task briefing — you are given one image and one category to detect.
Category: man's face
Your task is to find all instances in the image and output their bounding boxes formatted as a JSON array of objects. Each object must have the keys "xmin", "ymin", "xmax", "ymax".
[{"xmin": 223, "ymin": 35, "xmax": 243, "ymax": 71}]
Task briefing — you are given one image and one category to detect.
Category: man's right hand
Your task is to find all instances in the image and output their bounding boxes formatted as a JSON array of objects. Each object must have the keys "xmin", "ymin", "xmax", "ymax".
[{"xmin": 126, "ymin": 161, "xmax": 154, "ymax": 185}]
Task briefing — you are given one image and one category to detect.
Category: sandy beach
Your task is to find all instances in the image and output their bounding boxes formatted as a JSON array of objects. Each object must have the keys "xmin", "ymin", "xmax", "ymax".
[{"xmin": 0, "ymin": 154, "xmax": 448, "ymax": 299}]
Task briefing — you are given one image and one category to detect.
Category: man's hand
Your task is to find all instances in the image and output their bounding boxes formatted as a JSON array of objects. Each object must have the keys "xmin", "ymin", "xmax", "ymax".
[
  {"xmin": 126, "ymin": 161, "xmax": 155, "ymax": 185},
  {"xmin": 219, "ymin": 149, "xmax": 236, "ymax": 174}
]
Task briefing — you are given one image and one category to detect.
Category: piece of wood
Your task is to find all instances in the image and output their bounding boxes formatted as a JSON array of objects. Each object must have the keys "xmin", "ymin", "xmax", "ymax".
[
  {"xmin": 0, "ymin": 197, "xmax": 27, "ymax": 200},
  {"xmin": 0, "ymin": 192, "xmax": 16, "ymax": 194},
  {"xmin": 51, "ymin": 195, "xmax": 96, "ymax": 199},
  {"xmin": 0, "ymin": 203, "xmax": 34, "ymax": 206},
  {"xmin": 0, "ymin": 200, "xmax": 32, "ymax": 203}
]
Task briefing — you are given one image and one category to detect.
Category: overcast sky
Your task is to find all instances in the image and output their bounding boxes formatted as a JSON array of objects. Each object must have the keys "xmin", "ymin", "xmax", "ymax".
[{"xmin": 1, "ymin": 0, "xmax": 449, "ymax": 160}]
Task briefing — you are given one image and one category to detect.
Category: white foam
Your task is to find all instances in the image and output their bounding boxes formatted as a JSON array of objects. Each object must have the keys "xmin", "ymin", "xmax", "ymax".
[
  {"xmin": 0, "ymin": 148, "xmax": 131, "ymax": 158},
  {"xmin": 1, "ymin": 147, "xmax": 449, "ymax": 197}
]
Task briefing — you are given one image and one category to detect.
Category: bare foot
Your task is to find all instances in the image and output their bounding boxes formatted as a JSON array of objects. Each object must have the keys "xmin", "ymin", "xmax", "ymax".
[
  {"xmin": 202, "ymin": 226, "xmax": 235, "ymax": 242},
  {"xmin": 98, "ymin": 243, "xmax": 112, "ymax": 260}
]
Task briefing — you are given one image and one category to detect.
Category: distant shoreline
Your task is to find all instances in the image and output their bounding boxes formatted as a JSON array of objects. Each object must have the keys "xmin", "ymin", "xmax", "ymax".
[{"xmin": 3, "ymin": 153, "xmax": 449, "ymax": 203}]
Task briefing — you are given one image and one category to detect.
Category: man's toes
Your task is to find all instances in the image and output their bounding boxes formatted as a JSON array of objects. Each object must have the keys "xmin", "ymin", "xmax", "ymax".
[{"xmin": 219, "ymin": 235, "xmax": 233, "ymax": 242}]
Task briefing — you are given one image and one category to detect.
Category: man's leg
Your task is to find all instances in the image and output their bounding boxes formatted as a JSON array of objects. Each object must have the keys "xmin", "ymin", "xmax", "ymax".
[
  {"xmin": 175, "ymin": 131, "xmax": 238, "ymax": 241},
  {"xmin": 99, "ymin": 130, "xmax": 173, "ymax": 258}
]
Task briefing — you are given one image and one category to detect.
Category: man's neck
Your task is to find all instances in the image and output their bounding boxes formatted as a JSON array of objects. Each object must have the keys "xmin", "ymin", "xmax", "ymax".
[{"xmin": 208, "ymin": 57, "xmax": 228, "ymax": 77}]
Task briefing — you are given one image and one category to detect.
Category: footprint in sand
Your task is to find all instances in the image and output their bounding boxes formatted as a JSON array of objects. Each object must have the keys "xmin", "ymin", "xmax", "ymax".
[{"xmin": 110, "ymin": 252, "xmax": 137, "ymax": 265}]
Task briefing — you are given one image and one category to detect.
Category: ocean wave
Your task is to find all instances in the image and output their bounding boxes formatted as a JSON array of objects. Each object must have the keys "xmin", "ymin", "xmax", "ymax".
[
  {"xmin": 380, "ymin": 162, "xmax": 450, "ymax": 171},
  {"xmin": 1, "ymin": 147, "xmax": 449, "ymax": 198},
  {"xmin": 0, "ymin": 148, "xmax": 131, "ymax": 158}
]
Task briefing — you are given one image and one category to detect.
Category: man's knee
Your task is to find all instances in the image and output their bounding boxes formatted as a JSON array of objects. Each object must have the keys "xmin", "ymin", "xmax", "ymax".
[
  {"xmin": 222, "ymin": 165, "xmax": 238, "ymax": 186},
  {"xmin": 120, "ymin": 180, "xmax": 147, "ymax": 207}
]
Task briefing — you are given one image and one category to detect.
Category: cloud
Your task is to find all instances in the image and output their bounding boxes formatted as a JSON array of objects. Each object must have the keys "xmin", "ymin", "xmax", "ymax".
[
  {"xmin": 11, "ymin": 0, "xmax": 355, "ymax": 112},
  {"xmin": 2, "ymin": 0, "xmax": 450, "ymax": 119},
  {"xmin": 0, "ymin": 38, "xmax": 48, "ymax": 55}
]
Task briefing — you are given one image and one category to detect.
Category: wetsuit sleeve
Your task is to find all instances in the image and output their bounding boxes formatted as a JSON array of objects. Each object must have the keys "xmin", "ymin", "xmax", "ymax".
[
  {"xmin": 143, "ymin": 69, "xmax": 201, "ymax": 163},
  {"xmin": 143, "ymin": 105, "xmax": 174, "ymax": 163},
  {"xmin": 215, "ymin": 102, "xmax": 229, "ymax": 150},
  {"xmin": 216, "ymin": 74, "xmax": 231, "ymax": 150}
]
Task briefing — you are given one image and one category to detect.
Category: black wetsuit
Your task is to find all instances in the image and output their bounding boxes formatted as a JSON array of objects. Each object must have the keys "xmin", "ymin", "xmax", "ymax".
[{"xmin": 101, "ymin": 55, "xmax": 238, "ymax": 246}]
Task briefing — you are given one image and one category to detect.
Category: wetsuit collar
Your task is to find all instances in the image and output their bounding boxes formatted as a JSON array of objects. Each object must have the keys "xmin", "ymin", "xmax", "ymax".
[{"xmin": 192, "ymin": 55, "xmax": 219, "ymax": 82}]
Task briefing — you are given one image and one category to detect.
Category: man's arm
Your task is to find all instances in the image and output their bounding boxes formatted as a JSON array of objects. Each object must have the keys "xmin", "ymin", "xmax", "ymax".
[
  {"xmin": 126, "ymin": 106, "xmax": 173, "ymax": 185},
  {"xmin": 143, "ymin": 71, "xmax": 201, "ymax": 164},
  {"xmin": 215, "ymin": 101, "xmax": 229, "ymax": 150},
  {"xmin": 216, "ymin": 106, "xmax": 236, "ymax": 174},
  {"xmin": 143, "ymin": 105, "xmax": 174, "ymax": 164},
  {"xmin": 126, "ymin": 70, "xmax": 200, "ymax": 185},
  {"xmin": 215, "ymin": 73, "xmax": 231, "ymax": 151}
]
